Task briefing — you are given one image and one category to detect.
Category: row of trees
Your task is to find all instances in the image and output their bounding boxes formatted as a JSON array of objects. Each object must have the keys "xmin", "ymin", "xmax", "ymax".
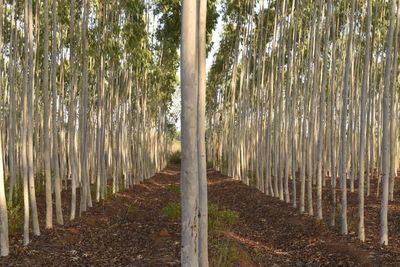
[
  {"xmin": 207, "ymin": 0, "xmax": 399, "ymax": 245},
  {"xmin": 0, "ymin": 0, "xmax": 180, "ymax": 256}
]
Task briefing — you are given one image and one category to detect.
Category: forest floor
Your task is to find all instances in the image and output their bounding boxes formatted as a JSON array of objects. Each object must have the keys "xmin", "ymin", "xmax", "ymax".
[{"xmin": 1, "ymin": 165, "xmax": 400, "ymax": 266}]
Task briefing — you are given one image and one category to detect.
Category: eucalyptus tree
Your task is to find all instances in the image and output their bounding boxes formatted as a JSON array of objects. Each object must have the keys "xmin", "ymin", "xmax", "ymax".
[
  {"xmin": 181, "ymin": 0, "xmax": 200, "ymax": 263},
  {"xmin": 358, "ymin": 0, "xmax": 372, "ymax": 242},
  {"xmin": 338, "ymin": 0, "xmax": 355, "ymax": 235},
  {"xmin": 0, "ymin": 132, "xmax": 8, "ymax": 256},
  {"xmin": 0, "ymin": 0, "xmax": 178, "ymax": 251},
  {"xmin": 7, "ymin": 0, "xmax": 17, "ymax": 205},
  {"xmin": 197, "ymin": 0, "xmax": 208, "ymax": 264},
  {"xmin": 43, "ymin": 0, "xmax": 53, "ymax": 229},
  {"xmin": 22, "ymin": 0, "xmax": 40, "ymax": 245},
  {"xmin": 79, "ymin": 0, "xmax": 90, "ymax": 215},
  {"xmin": 68, "ymin": 0, "xmax": 78, "ymax": 221},
  {"xmin": 380, "ymin": 0, "xmax": 396, "ymax": 246},
  {"xmin": 51, "ymin": 0, "xmax": 63, "ymax": 225},
  {"xmin": 0, "ymin": 0, "xmax": 9, "ymax": 256},
  {"xmin": 205, "ymin": 0, "xmax": 400, "ymax": 249}
]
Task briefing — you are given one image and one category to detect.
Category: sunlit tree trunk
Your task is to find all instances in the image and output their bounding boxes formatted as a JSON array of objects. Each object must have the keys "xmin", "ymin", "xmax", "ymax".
[
  {"xmin": 79, "ymin": 0, "xmax": 90, "ymax": 215},
  {"xmin": 51, "ymin": 0, "xmax": 63, "ymax": 225},
  {"xmin": 358, "ymin": 0, "xmax": 372, "ymax": 242},
  {"xmin": 197, "ymin": 0, "xmax": 208, "ymax": 265},
  {"xmin": 68, "ymin": 0, "xmax": 78, "ymax": 220},
  {"xmin": 0, "ymin": 0, "xmax": 9, "ymax": 256},
  {"xmin": 43, "ymin": 0, "xmax": 53, "ymax": 229},
  {"xmin": 27, "ymin": 0, "xmax": 40, "ymax": 238},
  {"xmin": 380, "ymin": 0, "xmax": 396, "ymax": 246},
  {"xmin": 339, "ymin": 0, "xmax": 355, "ymax": 235}
]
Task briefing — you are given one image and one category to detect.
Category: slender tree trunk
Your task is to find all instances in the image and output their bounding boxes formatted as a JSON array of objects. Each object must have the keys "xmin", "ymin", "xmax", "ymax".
[
  {"xmin": 7, "ymin": 0, "xmax": 17, "ymax": 205},
  {"xmin": 339, "ymin": 0, "xmax": 355, "ymax": 235},
  {"xmin": 317, "ymin": 0, "xmax": 331, "ymax": 220},
  {"xmin": 27, "ymin": 0, "xmax": 40, "ymax": 237},
  {"xmin": 0, "ymin": 0, "xmax": 9, "ymax": 256},
  {"xmin": 380, "ymin": 0, "xmax": 396, "ymax": 246},
  {"xmin": 358, "ymin": 0, "xmax": 372, "ymax": 242},
  {"xmin": 197, "ymin": 0, "xmax": 208, "ymax": 265},
  {"xmin": 43, "ymin": 0, "xmax": 53, "ymax": 229},
  {"xmin": 68, "ymin": 0, "xmax": 78, "ymax": 220},
  {"xmin": 52, "ymin": 0, "xmax": 63, "ymax": 225},
  {"xmin": 79, "ymin": 0, "xmax": 90, "ymax": 215},
  {"xmin": 181, "ymin": 0, "xmax": 200, "ymax": 264}
]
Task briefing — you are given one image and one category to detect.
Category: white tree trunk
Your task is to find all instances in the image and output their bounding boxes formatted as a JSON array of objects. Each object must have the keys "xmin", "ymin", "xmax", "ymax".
[
  {"xmin": 181, "ymin": 0, "xmax": 199, "ymax": 264},
  {"xmin": 380, "ymin": 0, "xmax": 396, "ymax": 246}
]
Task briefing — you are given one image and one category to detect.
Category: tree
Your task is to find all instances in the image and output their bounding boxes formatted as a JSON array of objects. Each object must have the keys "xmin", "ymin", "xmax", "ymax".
[
  {"xmin": 339, "ymin": 0, "xmax": 355, "ymax": 235},
  {"xmin": 51, "ymin": 0, "xmax": 63, "ymax": 225},
  {"xmin": 358, "ymin": 0, "xmax": 372, "ymax": 242},
  {"xmin": 181, "ymin": 0, "xmax": 208, "ymax": 265},
  {"xmin": 197, "ymin": 0, "xmax": 208, "ymax": 264},
  {"xmin": 0, "ymin": 0, "xmax": 9, "ymax": 256},
  {"xmin": 380, "ymin": 0, "xmax": 396, "ymax": 246},
  {"xmin": 43, "ymin": 0, "xmax": 53, "ymax": 229}
]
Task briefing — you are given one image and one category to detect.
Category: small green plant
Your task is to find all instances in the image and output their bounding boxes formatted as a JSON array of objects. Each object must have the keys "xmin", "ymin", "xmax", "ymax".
[
  {"xmin": 127, "ymin": 201, "xmax": 137, "ymax": 214},
  {"xmin": 210, "ymin": 239, "xmax": 239, "ymax": 267},
  {"xmin": 168, "ymin": 183, "xmax": 180, "ymax": 201},
  {"xmin": 169, "ymin": 151, "xmax": 181, "ymax": 164},
  {"xmin": 247, "ymin": 170, "xmax": 257, "ymax": 186},
  {"xmin": 34, "ymin": 172, "xmax": 46, "ymax": 197},
  {"xmin": 161, "ymin": 201, "xmax": 181, "ymax": 220},
  {"xmin": 105, "ymin": 185, "xmax": 114, "ymax": 200},
  {"xmin": 208, "ymin": 203, "xmax": 239, "ymax": 233},
  {"xmin": 221, "ymin": 159, "xmax": 228, "ymax": 170},
  {"xmin": 8, "ymin": 202, "xmax": 23, "ymax": 236},
  {"xmin": 254, "ymin": 247, "xmax": 267, "ymax": 258},
  {"xmin": 207, "ymin": 161, "xmax": 214, "ymax": 169},
  {"xmin": 90, "ymin": 183, "xmax": 97, "ymax": 198}
]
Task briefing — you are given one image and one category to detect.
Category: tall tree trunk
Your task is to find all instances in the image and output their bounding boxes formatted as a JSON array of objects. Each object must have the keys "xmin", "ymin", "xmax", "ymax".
[
  {"xmin": 79, "ymin": 0, "xmax": 90, "ymax": 215},
  {"xmin": 181, "ymin": 0, "xmax": 199, "ymax": 264},
  {"xmin": 339, "ymin": 0, "xmax": 355, "ymax": 235},
  {"xmin": 43, "ymin": 0, "xmax": 53, "ymax": 229},
  {"xmin": 0, "ymin": 0, "xmax": 9, "ymax": 256},
  {"xmin": 52, "ymin": 0, "xmax": 63, "ymax": 225},
  {"xmin": 27, "ymin": 0, "xmax": 40, "ymax": 238},
  {"xmin": 380, "ymin": 0, "xmax": 396, "ymax": 246},
  {"xmin": 68, "ymin": 0, "xmax": 78, "ymax": 220},
  {"xmin": 197, "ymin": 0, "xmax": 208, "ymax": 265},
  {"xmin": 358, "ymin": 0, "xmax": 372, "ymax": 242},
  {"xmin": 7, "ymin": 0, "xmax": 17, "ymax": 205}
]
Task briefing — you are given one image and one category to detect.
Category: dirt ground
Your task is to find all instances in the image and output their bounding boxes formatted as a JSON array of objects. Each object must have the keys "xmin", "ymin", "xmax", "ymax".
[{"xmin": 1, "ymin": 165, "xmax": 400, "ymax": 266}]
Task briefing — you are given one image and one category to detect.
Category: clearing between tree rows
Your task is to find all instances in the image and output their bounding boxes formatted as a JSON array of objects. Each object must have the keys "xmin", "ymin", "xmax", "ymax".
[{"xmin": 1, "ymin": 165, "xmax": 399, "ymax": 266}]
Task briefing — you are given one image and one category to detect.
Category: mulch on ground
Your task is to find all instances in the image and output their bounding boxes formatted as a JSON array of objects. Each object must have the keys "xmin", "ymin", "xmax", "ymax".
[{"xmin": 1, "ymin": 165, "xmax": 400, "ymax": 266}]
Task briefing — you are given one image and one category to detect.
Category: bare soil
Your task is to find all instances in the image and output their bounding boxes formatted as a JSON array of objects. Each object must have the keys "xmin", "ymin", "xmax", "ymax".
[{"xmin": 1, "ymin": 165, "xmax": 400, "ymax": 266}]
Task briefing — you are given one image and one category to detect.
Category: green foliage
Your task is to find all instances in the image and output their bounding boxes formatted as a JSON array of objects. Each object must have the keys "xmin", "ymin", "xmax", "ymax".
[
  {"xmin": 90, "ymin": 183, "xmax": 114, "ymax": 202},
  {"xmin": 90, "ymin": 183, "xmax": 97, "ymax": 199},
  {"xmin": 35, "ymin": 172, "xmax": 46, "ymax": 198},
  {"xmin": 161, "ymin": 201, "xmax": 181, "ymax": 221},
  {"xmin": 127, "ymin": 201, "xmax": 138, "ymax": 214},
  {"xmin": 253, "ymin": 247, "xmax": 267, "ymax": 258},
  {"xmin": 6, "ymin": 181, "xmax": 24, "ymax": 237},
  {"xmin": 208, "ymin": 203, "xmax": 239, "ymax": 233},
  {"xmin": 210, "ymin": 239, "xmax": 239, "ymax": 267},
  {"xmin": 106, "ymin": 185, "xmax": 114, "ymax": 200},
  {"xmin": 168, "ymin": 183, "xmax": 180, "ymax": 201},
  {"xmin": 247, "ymin": 170, "xmax": 256, "ymax": 186},
  {"xmin": 7, "ymin": 202, "xmax": 23, "ymax": 236},
  {"xmin": 169, "ymin": 151, "xmax": 181, "ymax": 164},
  {"xmin": 207, "ymin": 161, "xmax": 214, "ymax": 169},
  {"xmin": 208, "ymin": 204, "xmax": 240, "ymax": 266}
]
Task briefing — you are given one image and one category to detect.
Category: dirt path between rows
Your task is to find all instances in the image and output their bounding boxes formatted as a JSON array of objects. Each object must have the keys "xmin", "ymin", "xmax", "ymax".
[{"xmin": 1, "ymin": 165, "xmax": 399, "ymax": 266}]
